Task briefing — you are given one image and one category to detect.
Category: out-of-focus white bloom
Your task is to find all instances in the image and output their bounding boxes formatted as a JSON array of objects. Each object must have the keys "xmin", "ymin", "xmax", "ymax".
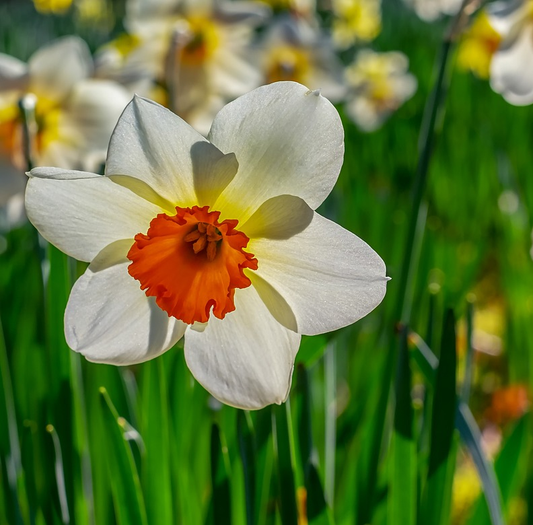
[
  {"xmin": 331, "ymin": 0, "xmax": 382, "ymax": 49},
  {"xmin": 25, "ymin": 82, "xmax": 389, "ymax": 409},
  {"xmin": 403, "ymin": 0, "xmax": 462, "ymax": 21},
  {"xmin": 344, "ymin": 49, "xmax": 417, "ymax": 132},
  {"xmin": 489, "ymin": 0, "xmax": 533, "ymax": 105},
  {"xmin": 457, "ymin": 10, "xmax": 502, "ymax": 79},
  {"xmin": 99, "ymin": 0, "xmax": 269, "ymax": 133},
  {"xmin": 259, "ymin": 16, "xmax": 346, "ymax": 101},
  {"xmin": 0, "ymin": 36, "xmax": 130, "ymax": 218}
]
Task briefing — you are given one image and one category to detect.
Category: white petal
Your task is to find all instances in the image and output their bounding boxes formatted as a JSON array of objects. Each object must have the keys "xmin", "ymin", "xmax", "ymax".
[
  {"xmin": 184, "ymin": 285, "xmax": 301, "ymax": 410},
  {"xmin": 208, "ymin": 81, "xmax": 344, "ymax": 223},
  {"xmin": 250, "ymin": 210, "xmax": 388, "ymax": 335},
  {"xmin": 106, "ymin": 96, "xmax": 231, "ymax": 207},
  {"xmin": 28, "ymin": 36, "xmax": 92, "ymax": 102},
  {"xmin": 66, "ymin": 240, "xmax": 186, "ymax": 364},
  {"xmin": 490, "ymin": 23, "xmax": 533, "ymax": 105},
  {"xmin": 66, "ymin": 79, "xmax": 130, "ymax": 152},
  {"xmin": 488, "ymin": 0, "xmax": 529, "ymax": 37},
  {"xmin": 0, "ymin": 53, "xmax": 28, "ymax": 91},
  {"xmin": 25, "ymin": 168, "xmax": 163, "ymax": 262}
]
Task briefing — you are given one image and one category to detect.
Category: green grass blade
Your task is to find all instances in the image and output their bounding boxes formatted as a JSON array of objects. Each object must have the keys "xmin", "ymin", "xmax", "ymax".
[
  {"xmin": 253, "ymin": 409, "xmax": 275, "ymax": 525},
  {"xmin": 140, "ymin": 358, "xmax": 173, "ymax": 525},
  {"xmin": 273, "ymin": 402, "xmax": 298, "ymax": 525},
  {"xmin": 237, "ymin": 410, "xmax": 256, "ymax": 525},
  {"xmin": 421, "ymin": 309, "xmax": 458, "ymax": 525},
  {"xmin": 211, "ymin": 423, "xmax": 232, "ymax": 525},
  {"xmin": 465, "ymin": 413, "xmax": 529, "ymax": 525},
  {"xmin": 388, "ymin": 327, "xmax": 416, "ymax": 525},
  {"xmin": 99, "ymin": 387, "xmax": 147, "ymax": 525},
  {"xmin": 409, "ymin": 329, "xmax": 506, "ymax": 525},
  {"xmin": 0, "ymin": 317, "xmax": 24, "ymax": 525},
  {"xmin": 46, "ymin": 424, "xmax": 70, "ymax": 524}
]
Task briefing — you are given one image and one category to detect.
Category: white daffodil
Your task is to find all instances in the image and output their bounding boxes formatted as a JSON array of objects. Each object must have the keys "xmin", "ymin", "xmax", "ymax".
[
  {"xmin": 25, "ymin": 82, "xmax": 388, "ymax": 410},
  {"xmin": 259, "ymin": 17, "xmax": 346, "ymax": 102},
  {"xmin": 344, "ymin": 49, "xmax": 417, "ymax": 132},
  {"xmin": 0, "ymin": 36, "xmax": 130, "ymax": 222},
  {"xmin": 488, "ymin": 0, "xmax": 533, "ymax": 105},
  {"xmin": 99, "ymin": 0, "xmax": 268, "ymax": 134}
]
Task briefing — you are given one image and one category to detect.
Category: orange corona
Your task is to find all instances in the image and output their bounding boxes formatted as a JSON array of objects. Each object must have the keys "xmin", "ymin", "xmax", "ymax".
[{"xmin": 127, "ymin": 205, "xmax": 258, "ymax": 325}]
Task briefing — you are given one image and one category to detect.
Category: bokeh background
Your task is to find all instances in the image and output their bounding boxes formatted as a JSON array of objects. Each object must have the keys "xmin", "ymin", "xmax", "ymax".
[{"xmin": 0, "ymin": 0, "xmax": 532, "ymax": 524}]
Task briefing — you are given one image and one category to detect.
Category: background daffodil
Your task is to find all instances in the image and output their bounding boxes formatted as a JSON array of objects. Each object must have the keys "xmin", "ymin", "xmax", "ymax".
[{"xmin": 25, "ymin": 81, "xmax": 388, "ymax": 409}]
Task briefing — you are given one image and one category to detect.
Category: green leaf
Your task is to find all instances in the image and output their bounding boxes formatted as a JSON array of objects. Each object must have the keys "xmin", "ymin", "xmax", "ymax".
[
  {"xmin": 45, "ymin": 425, "xmax": 70, "ymax": 524},
  {"xmin": 273, "ymin": 402, "xmax": 298, "ymax": 525},
  {"xmin": 237, "ymin": 410, "xmax": 256, "ymax": 525},
  {"xmin": 421, "ymin": 309, "xmax": 458, "ymax": 525},
  {"xmin": 388, "ymin": 327, "xmax": 416, "ymax": 525},
  {"xmin": 211, "ymin": 423, "xmax": 232, "ymax": 525},
  {"xmin": 466, "ymin": 414, "xmax": 530, "ymax": 525},
  {"xmin": 409, "ymin": 330, "xmax": 505, "ymax": 525},
  {"xmin": 99, "ymin": 387, "xmax": 147, "ymax": 525},
  {"xmin": 140, "ymin": 358, "xmax": 173, "ymax": 524},
  {"xmin": 0, "ymin": 317, "xmax": 25, "ymax": 525}
]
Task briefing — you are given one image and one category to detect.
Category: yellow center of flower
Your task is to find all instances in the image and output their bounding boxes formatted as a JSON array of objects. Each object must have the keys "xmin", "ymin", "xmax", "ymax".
[
  {"xmin": 127, "ymin": 205, "xmax": 258, "ymax": 325},
  {"xmin": 266, "ymin": 46, "xmax": 311, "ymax": 84},
  {"xmin": 179, "ymin": 16, "xmax": 220, "ymax": 66},
  {"xmin": 457, "ymin": 11, "xmax": 501, "ymax": 79}
]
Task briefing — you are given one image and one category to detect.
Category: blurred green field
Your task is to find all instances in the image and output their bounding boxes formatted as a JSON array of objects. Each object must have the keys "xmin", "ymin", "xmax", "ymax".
[{"xmin": 1, "ymin": 1, "xmax": 532, "ymax": 524}]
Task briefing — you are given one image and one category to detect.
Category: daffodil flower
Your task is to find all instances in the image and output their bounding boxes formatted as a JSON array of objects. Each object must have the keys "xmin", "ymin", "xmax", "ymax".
[
  {"xmin": 260, "ymin": 17, "xmax": 346, "ymax": 102},
  {"xmin": 105, "ymin": 0, "xmax": 269, "ymax": 133},
  {"xmin": 489, "ymin": 0, "xmax": 533, "ymax": 105},
  {"xmin": 0, "ymin": 36, "xmax": 130, "ymax": 221},
  {"xmin": 25, "ymin": 82, "xmax": 388, "ymax": 409},
  {"xmin": 344, "ymin": 49, "xmax": 417, "ymax": 132}
]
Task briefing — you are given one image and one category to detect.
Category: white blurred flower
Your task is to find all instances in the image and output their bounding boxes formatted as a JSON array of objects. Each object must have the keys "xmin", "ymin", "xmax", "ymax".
[
  {"xmin": 331, "ymin": 0, "xmax": 382, "ymax": 49},
  {"xmin": 259, "ymin": 16, "xmax": 346, "ymax": 101},
  {"xmin": 0, "ymin": 36, "xmax": 130, "ymax": 217},
  {"xmin": 489, "ymin": 0, "xmax": 533, "ymax": 105},
  {"xmin": 100, "ymin": 0, "xmax": 269, "ymax": 133},
  {"xmin": 403, "ymin": 0, "xmax": 462, "ymax": 21},
  {"xmin": 25, "ymin": 82, "xmax": 389, "ymax": 409},
  {"xmin": 344, "ymin": 49, "xmax": 417, "ymax": 132}
]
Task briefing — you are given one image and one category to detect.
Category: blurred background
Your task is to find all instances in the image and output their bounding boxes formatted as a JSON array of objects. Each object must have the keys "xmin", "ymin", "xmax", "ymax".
[{"xmin": 0, "ymin": 0, "xmax": 532, "ymax": 524}]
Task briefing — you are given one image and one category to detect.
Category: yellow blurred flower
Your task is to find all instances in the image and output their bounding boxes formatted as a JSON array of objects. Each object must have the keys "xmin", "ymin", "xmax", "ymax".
[
  {"xmin": 344, "ymin": 49, "xmax": 417, "ymax": 131},
  {"xmin": 332, "ymin": 0, "xmax": 381, "ymax": 48},
  {"xmin": 452, "ymin": 461, "xmax": 481, "ymax": 525},
  {"xmin": 33, "ymin": 0, "xmax": 72, "ymax": 14},
  {"xmin": 457, "ymin": 11, "xmax": 501, "ymax": 79}
]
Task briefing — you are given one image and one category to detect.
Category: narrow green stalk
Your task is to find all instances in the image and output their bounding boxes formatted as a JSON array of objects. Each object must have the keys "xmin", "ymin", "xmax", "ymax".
[
  {"xmin": 46, "ymin": 424, "xmax": 71, "ymax": 524},
  {"xmin": 324, "ymin": 342, "xmax": 336, "ymax": 506}
]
